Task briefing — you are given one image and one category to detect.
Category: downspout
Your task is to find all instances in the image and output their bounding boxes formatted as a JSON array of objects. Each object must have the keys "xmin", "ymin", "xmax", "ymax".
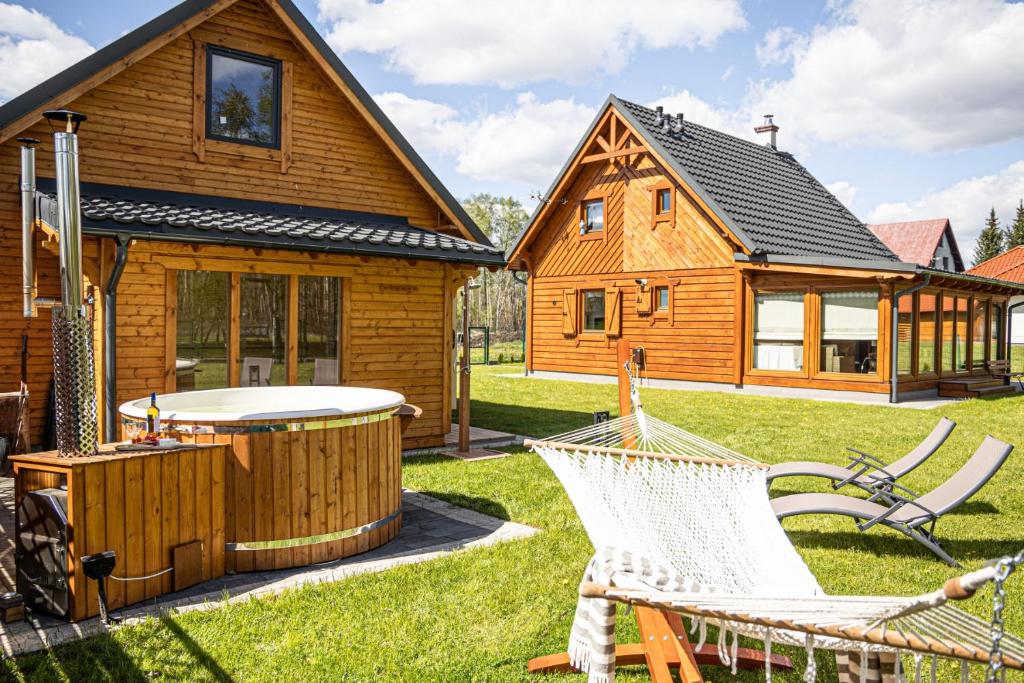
[
  {"xmin": 104, "ymin": 235, "xmax": 130, "ymax": 442},
  {"xmin": 513, "ymin": 270, "xmax": 528, "ymax": 376},
  {"xmin": 890, "ymin": 273, "xmax": 931, "ymax": 403}
]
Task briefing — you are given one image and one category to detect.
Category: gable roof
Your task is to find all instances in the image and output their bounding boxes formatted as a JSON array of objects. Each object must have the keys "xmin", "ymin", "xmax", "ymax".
[
  {"xmin": 34, "ymin": 181, "xmax": 504, "ymax": 266},
  {"xmin": 867, "ymin": 218, "xmax": 965, "ymax": 271},
  {"xmin": 507, "ymin": 95, "xmax": 897, "ymax": 266},
  {"xmin": 968, "ymin": 245, "xmax": 1024, "ymax": 284},
  {"xmin": 0, "ymin": 0, "xmax": 494, "ymax": 251}
]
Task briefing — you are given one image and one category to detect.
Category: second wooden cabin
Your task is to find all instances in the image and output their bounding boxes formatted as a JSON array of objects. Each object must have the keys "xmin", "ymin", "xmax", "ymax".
[{"xmin": 507, "ymin": 98, "xmax": 1024, "ymax": 401}]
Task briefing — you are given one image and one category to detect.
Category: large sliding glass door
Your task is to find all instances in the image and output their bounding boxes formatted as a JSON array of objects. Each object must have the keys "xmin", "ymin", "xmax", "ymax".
[
  {"xmin": 174, "ymin": 270, "xmax": 342, "ymax": 391},
  {"xmin": 176, "ymin": 271, "xmax": 230, "ymax": 391}
]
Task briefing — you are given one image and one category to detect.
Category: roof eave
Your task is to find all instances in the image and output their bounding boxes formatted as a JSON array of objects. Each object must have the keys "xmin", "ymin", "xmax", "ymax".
[{"xmin": 734, "ymin": 252, "xmax": 915, "ymax": 272}]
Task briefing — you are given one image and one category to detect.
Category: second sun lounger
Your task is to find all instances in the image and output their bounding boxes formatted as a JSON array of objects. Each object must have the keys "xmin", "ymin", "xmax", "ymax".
[
  {"xmin": 771, "ymin": 435, "xmax": 1013, "ymax": 566},
  {"xmin": 766, "ymin": 417, "xmax": 955, "ymax": 495}
]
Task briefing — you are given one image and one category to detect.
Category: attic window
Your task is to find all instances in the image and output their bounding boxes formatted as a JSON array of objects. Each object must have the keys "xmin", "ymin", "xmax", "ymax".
[
  {"xmin": 656, "ymin": 189, "xmax": 671, "ymax": 214},
  {"xmin": 207, "ymin": 47, "xmax": 281, "ymax": 148},
  {"xmin": 580, "ymin": 198, "xmax": 604, "ymax": 235}
]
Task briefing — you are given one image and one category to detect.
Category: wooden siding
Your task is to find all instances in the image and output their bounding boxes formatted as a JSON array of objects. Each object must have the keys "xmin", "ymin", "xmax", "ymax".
[
  {"xmin": 101, "ymin": 239, "xmax": 464, "ymax": 449},
  {"xmin": 526, "ymin": 149, "xmax": 738, "ymax": 382},
  {"xmin": 530, "ymin": 270, "xmax": 737, "ymax": 383},
  {"xmin": 12, "ymin": 444, "xmax": 227, "ymax": 621},
  {"xmin": 0, "ymin": 0, "xmax": 470, "ymax": 446}
]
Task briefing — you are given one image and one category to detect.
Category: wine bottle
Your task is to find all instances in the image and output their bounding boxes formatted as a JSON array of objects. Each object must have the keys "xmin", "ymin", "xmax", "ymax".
[{"xmin": 147, "ymin": 392, "xmax": 161, "ymax": 434}]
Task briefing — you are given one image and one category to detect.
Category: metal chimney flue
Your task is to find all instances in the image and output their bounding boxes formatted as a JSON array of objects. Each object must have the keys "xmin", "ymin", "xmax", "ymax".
[
  {"xmin": 43, "ymin": 109, "xmax": 97, "ymax": 457},
  {"xmin": 18, "ymin": 137, "xmax": 38, "ymax": 319}
]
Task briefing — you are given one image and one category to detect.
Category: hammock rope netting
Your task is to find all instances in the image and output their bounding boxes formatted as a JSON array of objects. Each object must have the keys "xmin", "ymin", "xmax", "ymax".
[{"xmin": 528, "ymin": 410, "xmax": 1024, "ymax": 682}]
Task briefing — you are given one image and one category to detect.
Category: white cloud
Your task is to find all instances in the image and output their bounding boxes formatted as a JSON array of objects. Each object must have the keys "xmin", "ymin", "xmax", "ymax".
[
  {"xmin": 318, "ymin": 0, "xmax": 745, "ymax": 87},
  {"xmin": 375, "ymin": 91, "xmax": 596, "ymax": 187},
  {"xmin": 825, "ymin": 180, "xmax": 857, "ymax": 208},
  {"xmin": 755, "ymin": 26, "xmax": 806, "ymax": 66},
  {"xmin": 720, "ymin": 65, "xmax": 736, "ymax": 81},
  {"xmin": 747, "ymin": 0, "xmax": 1024, "ymax": 151},
  {"xmin": 867, "ymin": 161, "xmax": 1024, "ymax": 259},
  {"xmin": 0, "ymin": 4, "xmax": 94, "ymax": 102}
]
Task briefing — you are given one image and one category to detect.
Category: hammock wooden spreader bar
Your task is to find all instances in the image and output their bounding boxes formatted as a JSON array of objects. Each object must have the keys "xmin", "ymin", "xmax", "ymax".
[
  {"xmin": 579, "ymin": 579, "xmax": 1024, "ymax": 670},
  {"xmin": 524, "ymin": 411, "xmax": 765, "ymax": 468}
]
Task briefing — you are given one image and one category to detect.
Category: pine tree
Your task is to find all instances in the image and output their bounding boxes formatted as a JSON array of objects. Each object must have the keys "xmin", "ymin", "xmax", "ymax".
[
  {"xmin": 1005, "ymin": 200, "xmax": 1024, "ymax": 249},
  {"xmin": 973, "ymin": 207, "xmax": 1005, "ymax": 266}
]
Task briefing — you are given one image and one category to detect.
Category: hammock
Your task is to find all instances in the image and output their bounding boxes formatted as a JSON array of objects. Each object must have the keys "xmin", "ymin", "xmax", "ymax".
[{"xmin": 528, "ymin": 411, "xmax": 1024, "ymax": 682}]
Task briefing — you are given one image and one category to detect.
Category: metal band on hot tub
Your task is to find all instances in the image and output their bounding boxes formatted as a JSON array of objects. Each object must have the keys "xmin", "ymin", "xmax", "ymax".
[
  {"xmin": 225, "ymin": 507, "xmax": 402, "ymax": 552},
  {"xmin": 120, "ymin": 408, "xmax": 395, "ymax": 435}
]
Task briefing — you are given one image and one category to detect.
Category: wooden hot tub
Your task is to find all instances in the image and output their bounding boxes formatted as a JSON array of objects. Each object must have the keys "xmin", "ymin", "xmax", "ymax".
[{"xmin": 120, "ymin": 386, "xmax": 412, "ymax": 572}]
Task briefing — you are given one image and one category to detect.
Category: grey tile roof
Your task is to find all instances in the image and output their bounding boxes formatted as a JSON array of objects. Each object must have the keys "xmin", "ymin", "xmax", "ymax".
[
  {"xmin": 615, "ymin": 98, "xmax": 898, "ymax": 262},
  {"xmin": 36, "ymin": 183, "xmax": 504, "ymax": 266}
]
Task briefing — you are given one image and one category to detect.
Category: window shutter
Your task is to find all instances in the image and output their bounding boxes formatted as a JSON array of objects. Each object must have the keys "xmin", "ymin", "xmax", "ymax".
[
  {"xmin": 635, "ymin": 288, "xmax": 653, "ymax": 315},
  {"xmin": 562, "ymin": 289, "xmax": 578, "ymax": 336},
  {"xmin": 606, "ymin": 288, "xmax": 622, "ymax": 337}
]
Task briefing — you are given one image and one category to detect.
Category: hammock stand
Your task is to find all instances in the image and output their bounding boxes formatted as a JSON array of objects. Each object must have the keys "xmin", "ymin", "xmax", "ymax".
[
  {"xmin": 526, "ymin": 340, "xmax": 1024, "ymax": 682},
  {"xmin": 528, "ymin": 340, "xmax": 793, "ymax": 681}
]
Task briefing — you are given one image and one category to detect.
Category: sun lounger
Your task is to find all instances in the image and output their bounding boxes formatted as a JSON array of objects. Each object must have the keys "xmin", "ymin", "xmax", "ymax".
[
  {"xmin": 766, "ymin": 417, "xmax": 955, "ymax": 496},
  {"xmin": 772, "ymin": 435, "xmax": 1013, "ymax": 566}
]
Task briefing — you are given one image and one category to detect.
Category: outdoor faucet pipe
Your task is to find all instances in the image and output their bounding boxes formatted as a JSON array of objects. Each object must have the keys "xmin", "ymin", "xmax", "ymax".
[
  {"xmin": 889, "ymin": 273, "xmax": 930, "ymax": 404},
  {"xmin": 104, "ymin": 235, "xmax": 130, "ymax": 443},
  {"xmin": 19, "ymin": 137, "xmax": 38, "ymax": 318}
]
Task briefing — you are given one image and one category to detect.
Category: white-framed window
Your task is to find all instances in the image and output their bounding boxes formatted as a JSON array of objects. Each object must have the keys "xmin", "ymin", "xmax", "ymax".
[
  {"xmin": 582, "ymin": 290, "xmax": 606, "ymax": 331},
  {"xmin": 753, "ymin": 292, "xmax": 804, "ymax": 371}
]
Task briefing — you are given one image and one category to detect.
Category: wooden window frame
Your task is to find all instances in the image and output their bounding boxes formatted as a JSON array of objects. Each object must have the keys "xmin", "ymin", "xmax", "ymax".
[
  {"xmin": 205, "ymin": 45, "xmax": 283, "ymax": 150},
  {"xmin": 914, "ymin": 288, "xmax": 940, "ymax": 381},
  {"xmin": 580, "ymin": 288, "xmax": 607, "ymax": 334},
  {"xmin": 650, "ymin": 281, "xmax": 675, "ymax": 326},
  {"xmin": 969, "ymin": 297, "xmax": 989, "ymax": 375},
  {"xmin": 169, "ymin": 267, "xmax": 344, "ymax": 391},
  {"xmin": 650, "ymin": 181, "xmax": 674, "ymax": 228},
  {"xmin": 745, "ymin": 286, "xmax": 810, "ymax": 379},
  {"xmin": 577, "ymin": 190, "xmax": 609, "ymax": 243},
  {"xmin": 810, "ymin": 286, "xmax": 883, "ymax": 382},
  {"xmin": 895, "ymin": 289, "xmax": 917, "ymax": 379},
  {"xmin": 192, "ymin": 39, "xmax": 293, "ymax": 172}
]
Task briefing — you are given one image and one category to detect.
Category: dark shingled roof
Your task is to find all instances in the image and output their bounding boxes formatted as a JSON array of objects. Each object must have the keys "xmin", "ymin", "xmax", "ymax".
[
  {"xmin": 614, "ymin": 97, "xmax": 898, "ymax": 261},
  {"xmin": 35, "ymin": 182, "xmax": 504, "ymax": 266}
]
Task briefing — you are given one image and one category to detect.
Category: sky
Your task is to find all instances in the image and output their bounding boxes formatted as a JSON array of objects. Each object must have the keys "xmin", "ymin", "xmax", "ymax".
[{"xmin": 2, "ymin": 0, "xmax": 1024, "ymax": 260}]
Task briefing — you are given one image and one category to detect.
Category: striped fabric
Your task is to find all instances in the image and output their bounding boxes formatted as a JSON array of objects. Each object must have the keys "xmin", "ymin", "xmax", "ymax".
[
  {"xmin": 836, "ymin": 650, "xmax": 900, "ymax": 683},
  {"xmin": 568, "ymin": 547, "xmax": 699, "ymax": 683}
]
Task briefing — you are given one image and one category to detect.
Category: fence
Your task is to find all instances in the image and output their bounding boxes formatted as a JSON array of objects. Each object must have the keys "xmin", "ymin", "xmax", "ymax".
[{"xmin": 461, "ymin": 327, "xmax": 525, "ymax": 365}]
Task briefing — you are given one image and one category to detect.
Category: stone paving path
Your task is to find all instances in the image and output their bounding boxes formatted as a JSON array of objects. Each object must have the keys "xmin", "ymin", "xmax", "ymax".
[{"xmin": 0, "ymin": 480, "xmax": 537, "ymax": 657}]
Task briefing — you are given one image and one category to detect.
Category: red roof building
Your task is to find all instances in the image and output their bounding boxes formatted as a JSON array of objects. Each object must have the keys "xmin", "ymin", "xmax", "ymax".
[
  {"xmin": 867, "ymin": 218, "xmax": 964, "ymax": 272},
  {"xmin": 968, "ymin": 245, "xmax": 1024, "ymax": 283}
]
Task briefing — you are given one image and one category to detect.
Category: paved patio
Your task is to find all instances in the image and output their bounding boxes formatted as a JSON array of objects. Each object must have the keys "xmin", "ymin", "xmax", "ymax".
[{"xmin": 0, "ymin": 478, "xmax": 537, "ymax": 656}]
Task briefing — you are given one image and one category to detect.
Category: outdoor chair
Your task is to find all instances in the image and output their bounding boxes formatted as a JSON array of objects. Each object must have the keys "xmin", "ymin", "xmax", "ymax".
[
  {"xmin": 766, "ymin": 417, "xmax": 955, "ymax": 497},
  {"xmin": 242, "ymin": 357, "xmax": 273, "ymax": 386},
  {"xmin": 771, "ymin": 435, "xmax": 1013, "ymax": 566},
  {"xmin": 312, "ymin": 358, "xmax": 339, "ymax": 385}
]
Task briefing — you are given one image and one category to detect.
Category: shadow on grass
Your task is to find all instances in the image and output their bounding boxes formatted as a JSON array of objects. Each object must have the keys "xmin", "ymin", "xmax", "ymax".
[
  {"xmin": 416, "ymin": 490, "xmax": 510, "ymax": 521},
  {"xmin": 787, "ymin": 529, "xmax": 1023, "ymax": 563},
  {"xmin": 160, "ymin": 614, "xmax": 235, "ymax": 682},
  {"xmin": 467, "ymin": 400, "xmax": 603, "ymax": 438}
]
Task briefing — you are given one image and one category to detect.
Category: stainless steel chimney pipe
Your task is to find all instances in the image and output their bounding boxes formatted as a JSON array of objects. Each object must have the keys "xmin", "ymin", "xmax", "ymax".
[
  {"xmin": 52, "ymin": 121, "xmax": 86, "ymax": 320},
  {"xmin": 43, "ymin": 109, "xmax": 97, "ymax": 457},
  {"xmin": 18, "ymin": 138, "xmax": 38, "ymax": 318}
]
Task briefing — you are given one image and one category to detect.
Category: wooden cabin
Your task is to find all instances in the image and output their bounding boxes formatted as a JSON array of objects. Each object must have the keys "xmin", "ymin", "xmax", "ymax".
[
  {"xmin": 506, "ymin": 97, "xmax": 1024, "ymax": 400},
  {"xmin": 0, "ymin": 0, "xmax": 502, "ymax": 450}
]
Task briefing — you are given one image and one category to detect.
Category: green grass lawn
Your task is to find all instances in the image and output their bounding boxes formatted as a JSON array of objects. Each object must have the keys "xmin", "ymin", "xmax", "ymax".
[{"xmin": 6, "ymin": 365, "xmax": 1024, "ymax": 681}]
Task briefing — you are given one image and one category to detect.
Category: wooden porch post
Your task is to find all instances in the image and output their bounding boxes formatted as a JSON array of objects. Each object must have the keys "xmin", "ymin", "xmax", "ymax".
[{"xmin": 458, "ymin": 283, "xmax": 470, "ymax": 452}]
